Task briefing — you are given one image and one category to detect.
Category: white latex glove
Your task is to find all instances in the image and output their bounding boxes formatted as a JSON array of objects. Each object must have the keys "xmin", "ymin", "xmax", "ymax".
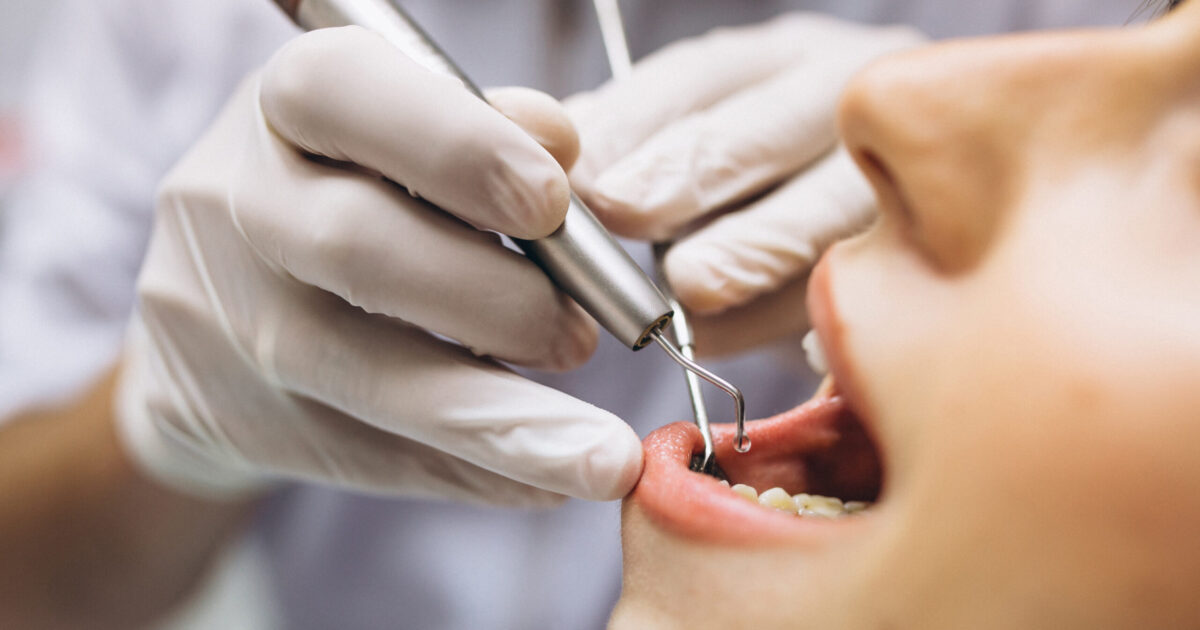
[
  {"xmin": 566, "ymin": 14, "xmax": 925, "ymax": 355},
  {"xmin": 114, "ymin": 26, "xmax": 642, "ymax": 505}
]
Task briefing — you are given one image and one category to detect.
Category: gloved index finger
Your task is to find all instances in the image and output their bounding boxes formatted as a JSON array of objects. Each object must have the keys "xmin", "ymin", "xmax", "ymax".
[
  {"xmin": 573, "ymin": 18, "xmax": 924, "ymax": 240},
  {"xmin": 259, "ymin": 26, "xmax": 570, "ymax": 240},
  {"xmin": 566, "ymin": 13, "xmax": 815, "ymax": 188}
]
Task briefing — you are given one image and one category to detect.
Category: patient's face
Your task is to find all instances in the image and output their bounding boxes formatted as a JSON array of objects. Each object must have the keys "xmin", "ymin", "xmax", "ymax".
[{"xmin": 612, "ymin": 6, "xmax": 1200, "ymax": 629}]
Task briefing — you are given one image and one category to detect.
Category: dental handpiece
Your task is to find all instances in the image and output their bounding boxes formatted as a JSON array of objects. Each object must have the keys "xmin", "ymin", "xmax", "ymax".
[{"xmin": 269, "ymin": 0, "xmax": 747, "ymax": 453}]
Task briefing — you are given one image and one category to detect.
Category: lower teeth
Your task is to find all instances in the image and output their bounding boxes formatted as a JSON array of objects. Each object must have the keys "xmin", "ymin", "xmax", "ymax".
[{"xmin": 720, "ymin": 481, "xmax": 871, "ymax": 518}]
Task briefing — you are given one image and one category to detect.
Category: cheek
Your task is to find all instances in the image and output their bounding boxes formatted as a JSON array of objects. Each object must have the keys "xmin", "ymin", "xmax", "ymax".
[
  {"xmin": 895, "ymin": 270, "xmax": 1200, "ymax": 619},
  {"xmin": 914, "ymin": 340, "xmax": 1200, "ymax": 617},
  {"xmin": 829, "ymin": 215, "xmax": 1200, "ymax": 615}
]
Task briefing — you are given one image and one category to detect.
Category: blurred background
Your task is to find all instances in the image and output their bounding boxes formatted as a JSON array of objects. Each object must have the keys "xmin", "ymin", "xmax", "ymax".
[{"xmin": 0, "ymin": 0, "xmax": 60, "ymax": 212}]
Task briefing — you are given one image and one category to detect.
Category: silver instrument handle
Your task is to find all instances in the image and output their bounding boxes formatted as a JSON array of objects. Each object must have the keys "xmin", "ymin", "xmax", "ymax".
[{"xmin": 277, "ymin": 0, "xmax": 673, "ymax": 349}]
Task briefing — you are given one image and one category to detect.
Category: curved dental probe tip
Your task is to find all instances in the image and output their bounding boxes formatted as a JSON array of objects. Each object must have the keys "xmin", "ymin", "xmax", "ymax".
[
  {"xmin": 648, "ymin": 242, "xmax": 748, "ymax": 477},
  {"xmin": 649, "ymin": 329, "xmax": 749, "ymax": 461},
  {"xmin": 649, "ymin": 316, "xmax": 719, "ymax": 478}
]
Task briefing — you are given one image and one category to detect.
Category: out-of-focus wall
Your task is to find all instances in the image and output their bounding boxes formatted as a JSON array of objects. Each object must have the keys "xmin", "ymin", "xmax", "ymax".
[
  {"xmin": 0, "ymin": 0, "xmax": 59, "ymax": 107},
  {"xmin": 0, "ymin": 0, "xmax": 60, "ymax": 213}
]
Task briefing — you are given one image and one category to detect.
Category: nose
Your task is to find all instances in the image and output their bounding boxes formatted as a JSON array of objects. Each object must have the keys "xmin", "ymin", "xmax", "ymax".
[{"xmin": 837, "ymin": 38, "xmax": 1041, "ymax": 271}]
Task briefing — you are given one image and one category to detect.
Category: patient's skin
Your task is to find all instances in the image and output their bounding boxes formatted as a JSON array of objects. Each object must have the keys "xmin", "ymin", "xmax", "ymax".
[{"xmin": 611, "ymin": 4, "xmax": 1200, "ymax": 629}]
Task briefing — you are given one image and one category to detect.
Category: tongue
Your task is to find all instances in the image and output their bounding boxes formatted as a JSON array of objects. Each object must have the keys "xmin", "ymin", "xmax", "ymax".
[{"xmin": 631, "ymin": 392, "xmax": 882, "ymax": 545}]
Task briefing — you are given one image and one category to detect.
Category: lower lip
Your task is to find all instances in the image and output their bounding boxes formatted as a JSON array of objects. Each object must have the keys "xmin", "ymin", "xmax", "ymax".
[{"xmin": 630, "ymin": 395, "xmax": 874, "ymax": 546}]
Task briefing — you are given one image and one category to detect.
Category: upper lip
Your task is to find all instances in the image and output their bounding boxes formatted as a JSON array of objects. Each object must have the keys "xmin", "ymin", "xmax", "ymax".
[
  {"xmin": 807, "ymin": 248, "xmax": 893, "ymax": 514},
  {"xmin": 807, "ymin": 251, "xmax": 875, "ymax": 427}
]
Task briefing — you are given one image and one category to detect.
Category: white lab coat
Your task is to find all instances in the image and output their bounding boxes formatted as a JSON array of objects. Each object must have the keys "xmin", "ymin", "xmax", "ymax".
[{"xmin": 0, "ymin": 0, "xmax": 1139, "ymax": 628}]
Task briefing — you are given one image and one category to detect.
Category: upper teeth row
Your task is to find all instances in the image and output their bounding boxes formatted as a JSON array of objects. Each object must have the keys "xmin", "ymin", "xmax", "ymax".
[
  {"xmin": 803, "ymin": 330, "xmax": 829, "ymax": 376},
  {"xmin": 722, "ymin": 480, "xmax": 869, "ymax": 518}
]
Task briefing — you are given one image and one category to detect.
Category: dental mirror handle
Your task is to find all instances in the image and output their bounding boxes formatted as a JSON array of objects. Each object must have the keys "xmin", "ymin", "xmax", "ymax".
[{"xmin": 271, "ymin": 0, "xmax": 673, "ymax": 349}]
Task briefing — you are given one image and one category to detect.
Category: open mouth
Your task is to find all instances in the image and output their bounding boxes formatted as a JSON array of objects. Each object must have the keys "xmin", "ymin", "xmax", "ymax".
[
  {"xmin": 631, "ymin": 253, "xmax": 887, "ymax": 545},
  {"xmin": 632, "ymin": 377, "xmax": 886, "ymax": 545}
]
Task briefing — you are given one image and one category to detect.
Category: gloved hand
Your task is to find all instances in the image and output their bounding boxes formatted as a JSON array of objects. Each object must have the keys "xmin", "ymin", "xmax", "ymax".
[
  {"xmin": 114, "ymin": 26, "xmax": 642, "ymax": 505},
  {"xmin": 566, "ymin": 14, "xmax": 925, "ymax": 355}
]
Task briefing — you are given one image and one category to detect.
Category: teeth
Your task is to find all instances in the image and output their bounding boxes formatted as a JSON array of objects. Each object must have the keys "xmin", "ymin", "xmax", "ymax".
[
  {"xmin": 803, "ymin": 330, "xmax": 829, "ymax": 375},
  {"xmin": 758, "ymin": 487, "xmax": 796, "ymax": 512},
  {"xmin": 726, "ymin": 482, "xmax": 870, "ymax": 518},
  {"xmin": 844, "ymin": 501, "xmax": 870, "ymax": 513},
  {"xmin": 794, "ymin": 493, "xmax": 845, "ymax": 518},
  {"xmin": 731, "ymin": 484, "xmax": 759, "ymax": 503}
]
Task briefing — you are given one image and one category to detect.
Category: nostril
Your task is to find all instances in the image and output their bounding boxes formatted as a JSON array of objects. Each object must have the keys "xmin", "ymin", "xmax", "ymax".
[{"xmin": 852, "ymin": 148, "xmax": 916, "ymax": 231}]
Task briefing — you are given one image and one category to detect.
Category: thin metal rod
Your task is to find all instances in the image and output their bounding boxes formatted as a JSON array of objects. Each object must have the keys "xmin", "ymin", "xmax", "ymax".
[
  {"xmin": 659, "ymin": 295, "xmax": 715, "ymax": 465},
  {"xmin": 651, "ymin": 330, "xmax": 749, "ymax": 453},
  {"xmin": 672, "ymin": 307, "xmax": 709, "ymax": 428},
  {"xmin": 592, "ymin": 0, "xmax": 633, "ymax": 80}
]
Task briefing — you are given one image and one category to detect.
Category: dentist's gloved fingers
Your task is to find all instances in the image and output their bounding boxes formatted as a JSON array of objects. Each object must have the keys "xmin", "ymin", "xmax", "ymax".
[
  {"xmin": 690, "ymin": 276, "xmax": 811, "ymax": 358},
  {"xmin": 583, "ymin": 65, "xmax": 839, "ymax": 239},
  {"xmin": 233, "ymin": 163, "xmax": 596, "ymax": 371},
  {"xmin": 566, "ymin": 13, "xmax": 835, "ymax": 185},
  {"xmin": 485, "ymin": 86, "xmax": 581, "ymax": 173},
  {"xmin": 269, "ymin": 297, "xmax": 643, "ymax": 501},
  {"xmin": 664, "ymin": 149, "xmax": 875, "ymax": 314},
  {"xmin": 124, "ymin": 353, "xmax": 568, "ymax": 505},
  {"xmin": 123, "ymin": 37, "xmax": 631, "ymax": 505},
  {"xmin": 578, "ymin": 28, "xmax": 922, "ymax": 241},
  {"xmin": 260, "ymin": 26, "xmax": 569, "ymax": 239},
  {"xmin": 267, "ymin": 397, "xmax": 571, "ymax": 507}
]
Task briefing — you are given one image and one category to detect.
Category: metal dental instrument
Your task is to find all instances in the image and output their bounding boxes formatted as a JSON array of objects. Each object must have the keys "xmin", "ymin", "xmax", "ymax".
[
  {"xmin": 651, "ymin": 245, "xmax": 743, "ymax": 477},
  {"xmin": 269, "ymin": 0, "xmax": 748, "ymax": 463},
  {"xmin": 594, "ymin": 1, "xmax": 748, "ymax": 466},
  {"xmin": 593, "ymin": 0, "xmax": 633, "ymax": 80}
]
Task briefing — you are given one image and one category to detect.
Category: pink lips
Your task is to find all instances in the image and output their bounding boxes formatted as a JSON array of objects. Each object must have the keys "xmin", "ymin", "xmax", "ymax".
[{"xmin": 632, "ymin": 392, "xmax": 881, "ymax": 546}]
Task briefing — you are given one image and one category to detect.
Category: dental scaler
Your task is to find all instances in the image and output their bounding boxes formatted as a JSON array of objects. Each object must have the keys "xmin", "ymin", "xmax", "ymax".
[
  {"xmin": 590, "ymin": 0, "xmax": 740, "ymax": 475},
  {"xmin": 268, "ymin": 0, "xmax": 749, "ymax": 469}
]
